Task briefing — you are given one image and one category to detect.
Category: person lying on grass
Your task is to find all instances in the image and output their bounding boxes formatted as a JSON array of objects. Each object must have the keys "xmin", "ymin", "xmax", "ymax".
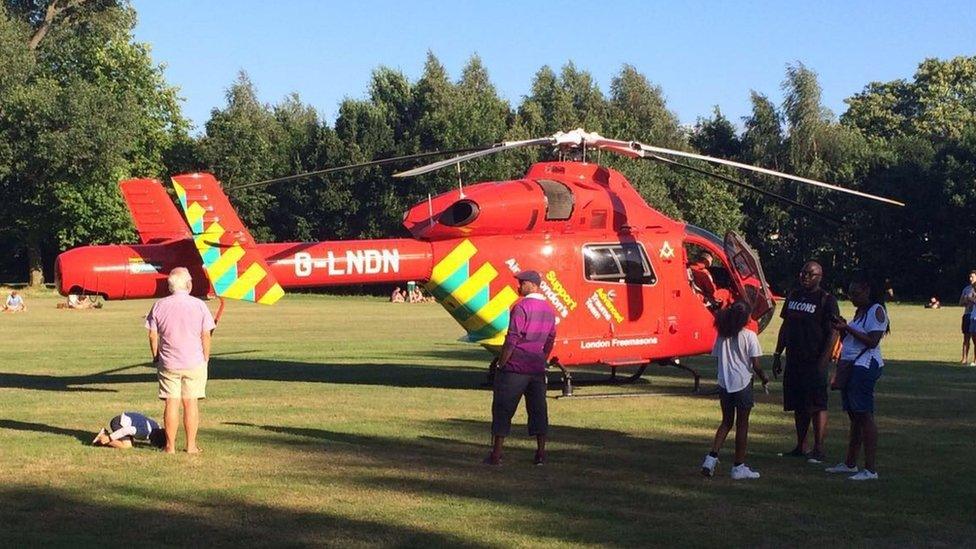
[{"xmin": 92, "ymin": 411, "xmax": 166, "ymax": 450}]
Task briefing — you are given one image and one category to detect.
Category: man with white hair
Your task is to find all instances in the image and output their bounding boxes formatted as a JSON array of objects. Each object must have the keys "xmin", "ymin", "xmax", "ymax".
[{"xmin": 145, "ymin": 267, "xmax": 215, "ymax": 454}]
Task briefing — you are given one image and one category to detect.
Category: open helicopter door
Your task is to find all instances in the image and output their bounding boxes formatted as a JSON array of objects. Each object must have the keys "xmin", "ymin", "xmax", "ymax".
[{"xmin": 723, "ymin": 232, "xmax": 776, "ymax": 329}]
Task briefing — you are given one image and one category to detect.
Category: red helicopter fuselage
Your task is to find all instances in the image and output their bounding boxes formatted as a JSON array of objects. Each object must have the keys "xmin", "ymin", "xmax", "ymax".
[{"xmin": 56, "ymin": 161, "xmax": 774, "ymax": 368}]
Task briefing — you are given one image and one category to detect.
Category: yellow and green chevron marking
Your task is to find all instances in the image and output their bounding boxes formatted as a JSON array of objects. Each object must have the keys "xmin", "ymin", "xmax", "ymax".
[
  {"xmin": 426, "ymin": 239, "xmax": 518, "ymax": 346},
  {"xmin": 172, "ymin": 179, "xmax": 284, "ymax": 305}
]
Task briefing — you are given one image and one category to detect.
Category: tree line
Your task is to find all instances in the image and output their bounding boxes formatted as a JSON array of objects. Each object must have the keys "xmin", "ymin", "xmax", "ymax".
[{"xmin": 2, "ymin": 1, "xmax": 975, "ymax": 301}]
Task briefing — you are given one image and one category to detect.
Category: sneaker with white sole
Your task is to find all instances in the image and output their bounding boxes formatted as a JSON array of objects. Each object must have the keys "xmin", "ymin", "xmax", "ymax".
[
  {"xmin": 701, "ymin": 454, "xmax": 718, "ymax": 477},
  {"xmin": 730, "ymin": 464, "xmax": 761, "ymax": 480},
  {"xmin": 825, "ymin": 463, "xmax": 858, "ymax": 474},
  {"xmin": 805, "ymin": 450, "xmax": 826, "ymax": 464},
  {"xmin": 849, "ymin": 469, "xmax": 879, "ymax": 481}
]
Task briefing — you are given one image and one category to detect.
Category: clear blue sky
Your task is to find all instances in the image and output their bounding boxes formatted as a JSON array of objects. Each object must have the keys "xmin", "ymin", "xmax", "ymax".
[{"xmin": 133, "ymin": 1, "xmax": 975, "ymax": 134}]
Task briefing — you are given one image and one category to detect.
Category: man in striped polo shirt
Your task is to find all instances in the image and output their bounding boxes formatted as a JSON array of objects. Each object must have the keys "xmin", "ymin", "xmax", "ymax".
[{"xmin": 484, "ymin": 270, "xmax": 557, "ymax": 466}]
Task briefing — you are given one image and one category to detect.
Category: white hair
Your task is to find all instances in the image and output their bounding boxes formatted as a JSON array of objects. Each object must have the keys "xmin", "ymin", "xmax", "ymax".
[{"xmin": 167, "ymin": 267, "xmax": 193, "ymax": 293}]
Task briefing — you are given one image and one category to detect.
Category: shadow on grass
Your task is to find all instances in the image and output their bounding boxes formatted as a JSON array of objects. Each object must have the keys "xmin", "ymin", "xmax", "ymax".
[
  {"xmin": 0, "ymin": 419, "xmax": 93, "ymax": 445},
  {"xmin": 0, "ymin": 485, "xmax": 490, "ymax": 548},
  {"xmin": 215, "ymin": 417, "xmax": 969, "ymax": 547}
]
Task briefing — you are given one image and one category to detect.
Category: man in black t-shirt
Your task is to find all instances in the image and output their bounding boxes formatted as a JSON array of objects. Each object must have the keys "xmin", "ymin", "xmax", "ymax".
[{"xmin": 772, "ymin": 260, "xmax": 840, "ymax": 464}]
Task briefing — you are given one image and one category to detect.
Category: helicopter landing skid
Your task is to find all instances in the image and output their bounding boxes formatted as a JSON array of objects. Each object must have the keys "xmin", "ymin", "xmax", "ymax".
[{"xmin": 551, "ymin": 359, "xmax": 700, "ymax": 399}]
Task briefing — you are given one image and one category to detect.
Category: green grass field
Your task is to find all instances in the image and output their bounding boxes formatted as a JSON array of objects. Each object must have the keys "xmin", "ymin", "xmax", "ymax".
[{"xmin": 1, "ymin": 294, "xmax": 974, "ymax": 547}]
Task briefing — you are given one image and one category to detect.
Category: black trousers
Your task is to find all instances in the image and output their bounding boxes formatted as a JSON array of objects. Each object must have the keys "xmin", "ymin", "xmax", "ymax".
[{"xmin": 491, "ymin": 370, "xmax": 548, "ymax": 437}]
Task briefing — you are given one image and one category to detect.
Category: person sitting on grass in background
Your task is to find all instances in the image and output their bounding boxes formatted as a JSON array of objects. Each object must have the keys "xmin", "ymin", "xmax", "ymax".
[
  {"xmin": 409, "ymin": 286, "xmax": 424, "ymax": 303},
  {"xmin": 390, "ymin": 287, "xmax": 406, "ymax": 303},
  {"xmin": 92, "ymin": 411, "xmax": 166, "ymax": 450},
  {"xmin": 4, "ymin": 290, "xmax": 26, "ymax": 312},
  {"xmin": 701, "ymin": 301, "xmax": 769, "ymax": 480}
]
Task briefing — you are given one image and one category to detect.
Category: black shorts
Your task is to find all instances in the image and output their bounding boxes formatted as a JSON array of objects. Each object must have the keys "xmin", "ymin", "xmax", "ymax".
[
  {"xmin": 783, "ymin": 361, "xmax": 828, "ymax": 412},
  {"xmin": 719, "ymin": 384, "xmax": 754, "ymax": 410},
  {"xmin": 962, "ymin": 314, "xmax": 971, "ymax": 334}
]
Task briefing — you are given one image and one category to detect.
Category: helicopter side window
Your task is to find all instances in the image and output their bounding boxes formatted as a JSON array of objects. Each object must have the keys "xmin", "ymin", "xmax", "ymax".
[
  {"xmin": 536, "ymin": 179, "xmax": 574, "ymax": 221},
  {"xmin": 583, "ymin": 243, "xmax": 656, "ymax": 285}
]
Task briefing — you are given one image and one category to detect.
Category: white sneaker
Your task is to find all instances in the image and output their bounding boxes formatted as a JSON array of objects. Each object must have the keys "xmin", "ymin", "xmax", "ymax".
[
  {"xmin": 849, "ymin": 469, "xmax": 879, "ymax": 481},
  {"xmin": 825, "ymin": 463, "xmax": 859, "ymax": 474},
  {"xmin": 701, "ymin": 454, "xmax": 718, "ymax": 477},
  {"xmin": 730, "ymin": 464, "xmax": 761, "ymax": 480}
]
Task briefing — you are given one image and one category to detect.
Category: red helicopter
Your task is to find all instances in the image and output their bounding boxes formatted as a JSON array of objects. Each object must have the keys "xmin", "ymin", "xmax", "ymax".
[{"xmin": 55, "ymin": 129, "xmax": 903, "ymax": 394}]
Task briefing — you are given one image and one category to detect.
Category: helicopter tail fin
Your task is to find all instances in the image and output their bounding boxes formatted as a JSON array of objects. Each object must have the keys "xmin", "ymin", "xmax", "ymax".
[
  {"xmin": 119, "ymin": 178, "xmax": 192, "ymax": 244},
  {"xmin": 170, "ymin": 173, "xmax": 284, "ymax": 305}
]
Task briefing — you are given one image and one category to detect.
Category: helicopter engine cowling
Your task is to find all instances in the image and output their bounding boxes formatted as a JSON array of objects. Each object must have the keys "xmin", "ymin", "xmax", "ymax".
[{"xmin": 403, "ymin": 179, "xmax": 548, "ymax": 239}]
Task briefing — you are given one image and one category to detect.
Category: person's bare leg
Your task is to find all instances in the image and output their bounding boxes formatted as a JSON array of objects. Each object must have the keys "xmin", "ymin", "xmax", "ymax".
[
  {"xmin": 535, "ymin": 435, "xmax": 547, "ymax": 462},
  {"xmin": 711, "ymin": 401, "xmax": 735, "ymax": 454},
  {"xmin": 733, "ymin": 407, "xmax": 751, "ymax": 464},
  {"xmin": 183, "ymin": 397, "xmax": 201, "ymax": 453},
  {"xmin": 486, "ymin": 435, "xmax": 504, "ymax": 464},
  {"xmin": 846, "ymin": 411, "xmax": 862, "ymax": 467},
  {"xmin": 163, "ymin": 398, "xmax": 179, "ymax": 453},
  {"xmin": 844, "ymin": 412, "xmax": 861, "ymax": 467},
  {"xmin": 812, "ymin": 410, "xmax": 827, "ymax": 454},
  {"xmin": 794, "ymin": 410, "xmax": 810, "ymax": 452},
  {"xmin": 861, "ymin": 413, "xmax": 878, "ymax": 472},
  {"xmin": 962, "ymin": 334, "xmax": 971, "ymax": 363}
]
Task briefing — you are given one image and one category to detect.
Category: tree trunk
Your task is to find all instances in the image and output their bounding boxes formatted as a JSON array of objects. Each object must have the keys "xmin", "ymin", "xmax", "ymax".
[{"xmin": 27, "ymin": 237, "xmax": 44, "ymax": 287}]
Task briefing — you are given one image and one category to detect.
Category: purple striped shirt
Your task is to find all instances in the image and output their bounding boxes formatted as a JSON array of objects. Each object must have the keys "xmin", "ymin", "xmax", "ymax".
[{"xmin": 502, "ymin": 294, "xmax": 556, "ymax": 374}]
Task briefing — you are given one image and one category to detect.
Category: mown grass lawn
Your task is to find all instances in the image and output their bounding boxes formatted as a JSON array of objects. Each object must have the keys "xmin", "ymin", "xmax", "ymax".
[{"xmin": 0, "ymin": 293, "xmax": 973, "ymax": 547}]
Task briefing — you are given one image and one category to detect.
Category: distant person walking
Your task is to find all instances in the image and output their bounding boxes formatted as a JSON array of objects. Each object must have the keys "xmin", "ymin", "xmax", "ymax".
[
  {"xmin": 825, "ymin": 274, "xmax": 890, "ymax": 480},
  {"xmin": 484, "ymin": 270, "xmax": 556, "ymax": 466},
  {"xmin": 701, "ymin": 301, "xmax": 769, "ymax": 480},
  {"xmin": 959, "ymin": 271, "xmax": 976, "ymax": 366},
  {"xmin": 772, "ymin": 260, "xmax": 840, "ymax": 464},
  {"xmin": 146, "ymin": 267, "xmax": 215, "ymax": 454}
]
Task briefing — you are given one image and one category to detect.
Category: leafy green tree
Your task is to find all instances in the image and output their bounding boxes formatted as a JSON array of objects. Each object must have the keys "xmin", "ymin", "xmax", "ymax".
[
  {"xmin": 0, "ymin": 0, "xmax": 185, "ymax": 285},
  {"xmin": 690, "ymin": 106, "xmax": 741, "ymax": 159}
]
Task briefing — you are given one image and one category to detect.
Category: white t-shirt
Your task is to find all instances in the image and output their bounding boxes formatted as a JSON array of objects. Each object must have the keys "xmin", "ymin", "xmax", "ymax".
[
  {"xmin": 839, "ymin": 303, "xmax": 888, "ymax": 368},
  {"xmin": 711, "ymin": 329, "xmax": 762, "ymax": 393}
]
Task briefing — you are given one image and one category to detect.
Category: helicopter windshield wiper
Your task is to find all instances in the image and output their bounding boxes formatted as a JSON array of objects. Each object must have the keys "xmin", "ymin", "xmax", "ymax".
[{"xmin": 644, "ymin": 154, "xmax": 842, "ymax": 225}]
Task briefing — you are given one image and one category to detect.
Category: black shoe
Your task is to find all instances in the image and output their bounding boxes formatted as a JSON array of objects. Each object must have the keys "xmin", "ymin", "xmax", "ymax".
[
  {"xmin": 777, "ymin": 447, "xmax": 806, "ymax": 458},
  {"xmin": 805, "ymin": 450, "xmax": 826, "ymax": 464}
]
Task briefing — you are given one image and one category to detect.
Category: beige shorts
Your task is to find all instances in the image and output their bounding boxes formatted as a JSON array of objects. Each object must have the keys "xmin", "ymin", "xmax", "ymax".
[{"xmin": 158, "ymin": 366, "xmax": 207, "ymax": 399}]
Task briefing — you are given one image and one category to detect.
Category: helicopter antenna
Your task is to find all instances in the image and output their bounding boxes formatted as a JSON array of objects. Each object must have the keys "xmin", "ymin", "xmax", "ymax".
[
  {"xmin": 393, "ymin": 137, "xmax": 555, "ymax": 178},
  {"xmin": 227, "ymin": 146, "xmax": 486, "ymax": 191},
  {"xmin": 456, "ymin": 163, "xmax": 465, "ymax": 198}
]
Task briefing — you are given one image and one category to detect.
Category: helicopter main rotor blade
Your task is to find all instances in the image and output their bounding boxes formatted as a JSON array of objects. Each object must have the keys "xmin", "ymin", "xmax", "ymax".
[
  {"xmin": 392, "ymin": 137, "xmax": 556, "ymax": 178},
  {"xmin": 646, "ymin": 154, "xmax": 841, "ymax": 225},
  {"xmin": 591, "ymin": 137, "xmax": 905, "ymax": 207},
  {"xmin": 227, "ymin": 146, "xmax": 487, "ymax": 191}
]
